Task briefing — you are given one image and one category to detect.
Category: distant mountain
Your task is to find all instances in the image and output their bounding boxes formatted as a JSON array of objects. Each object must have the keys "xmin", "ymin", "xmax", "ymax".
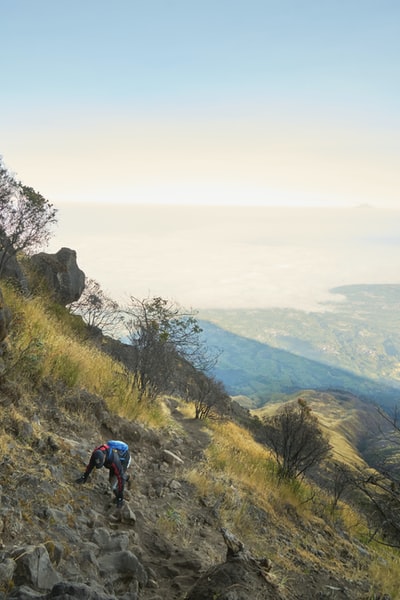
[{"xmin": 199, "ymin": 284, "xmax": 400, "ymax": 408}]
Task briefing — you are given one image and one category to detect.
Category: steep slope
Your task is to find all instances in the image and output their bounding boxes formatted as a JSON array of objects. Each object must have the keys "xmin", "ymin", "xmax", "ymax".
[
  {"xmin": 1, "ymin": 282, "xmax": 399, "ymax": 599},
  {"xmin": 0, "ymin": 379, "xmax": 398, "ymax": 599}
]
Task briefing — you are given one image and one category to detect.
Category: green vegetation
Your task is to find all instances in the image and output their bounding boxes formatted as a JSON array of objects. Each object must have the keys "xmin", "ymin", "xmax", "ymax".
[{"xmin": 2, "ymin": 282, "xmax": 167, "ymax": 428}]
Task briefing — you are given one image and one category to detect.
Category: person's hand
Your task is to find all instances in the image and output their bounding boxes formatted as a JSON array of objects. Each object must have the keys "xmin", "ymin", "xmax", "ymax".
[{"xmin": 75, "ymin": 474, "xmax": 87, "ymax": 484}]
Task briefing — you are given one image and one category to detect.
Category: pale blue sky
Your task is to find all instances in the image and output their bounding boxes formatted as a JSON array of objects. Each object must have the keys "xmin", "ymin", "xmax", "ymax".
[{"xmin": 2, "ymin": 0, "xmax": 400, "ymax": 208}]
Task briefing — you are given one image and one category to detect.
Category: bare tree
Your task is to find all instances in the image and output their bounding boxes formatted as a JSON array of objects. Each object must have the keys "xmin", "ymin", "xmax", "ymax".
[
  {"xmin": 346, "ymin": 405, "xmax": 400, "ymax": 546},
  {"xmin": 263, "ymin": 398, "xmax": 331, "ymax": 480},
  {"xmin": 329, "ymin": 462, "xmax": 353, "ymax": 512},
  {"xmin": 185, "ymin": 373, "xmax": 228, "ymax": 419},
  {"xmin": 123, "ymin": 296, "xmax": 218, "ymax": 400},
  {"xmin": 0, "ymin": 158, "xmax": 57, "ymax": 277},
  {"xmin": 377, "ymin": 405, "xmax": 400, "ymax": 458},
  {"xmin": 68, "ymin": 278, "xmax": 124, "ymax": 337},
  {"xmin": 348, "ymin": 467, "xmax": 400, "ymax": 546}
]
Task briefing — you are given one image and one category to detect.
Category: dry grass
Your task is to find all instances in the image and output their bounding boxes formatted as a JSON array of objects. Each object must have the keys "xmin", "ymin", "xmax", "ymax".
[
  {"xmin": 254, "ymin": 391, "xmax": 369, "ymax": 470},
  {"xmin": 174, "ymin": 400, "xmax": 196, "ymax": 419},
  {"xmin": 3, "ymin": 284, "xmax": 400, "ymax": 596},
  {"xmin": 206, "ymin": 420, "xmax": 276, "ymax": 495},
  {"xmin": 183, "ymin": 414, "xmax": 400, "ymax": 596},
  {"xmin": 368, "ymin": 551, "xmax": 400, "ymax": 599},
  {"xmin": 185, "ymin": 419, "xmax": 311, "ymax": 554},
  {"xmin": 157, "ymin": 504, "xmax": 186, "ymax": 536},
  {"xmin": 2, "ymin": 283, "xmax": 169, "ymax": 429}
]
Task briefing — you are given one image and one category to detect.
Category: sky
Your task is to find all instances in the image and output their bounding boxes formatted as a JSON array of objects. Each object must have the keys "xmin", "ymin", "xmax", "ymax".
[
  {"xmin": 2, "ymin": 2, "xmax": 400, "ymax": 311},
  {"xmin": 2, "ymin": 0, "xmax": 400, "ymax": 209}
]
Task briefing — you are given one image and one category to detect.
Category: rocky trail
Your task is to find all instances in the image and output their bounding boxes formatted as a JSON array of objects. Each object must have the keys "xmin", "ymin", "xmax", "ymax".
[{"xmin": 0, "ymin": 389, "xmax": 383, "ymax": 599}]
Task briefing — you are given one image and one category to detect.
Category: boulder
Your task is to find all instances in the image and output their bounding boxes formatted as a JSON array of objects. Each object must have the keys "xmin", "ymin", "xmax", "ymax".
[
  {"xmin": 12, "ymin": 544, "xmax": 60, "ymax": 591},
  {"xmin": 0, "ymin": 556, "xmax": 16, "ymax": 582},
  {"xmin": 47, "ymin": 582, "xmax": 117, "ymax": 599},
  {"xmin": 98, "ymin": 550, "xmax": 148, "ymax": 588},
  {"xmin": 6, "ymin": 585, "xmax": 43, "ymax": 599},
  {"xmin": 185, "ymin": 559, "xmax": 282, "ymax": 600},
  {"xmin": 91, "ymin": 527, "xmax": 130, "ymax": 551},
  {"xmin": 30, "ymin": 248, "xmax": 85, "ymax": 305},
  {"xmin": 7, "ymin": 582, "xmax": 118, "ymax": 599}
]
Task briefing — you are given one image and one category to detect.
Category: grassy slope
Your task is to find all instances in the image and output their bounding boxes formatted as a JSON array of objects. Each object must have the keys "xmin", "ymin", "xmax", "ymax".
[{"xmin": 254, "ymin": 389, "xmax": 379, "ymax": 468}]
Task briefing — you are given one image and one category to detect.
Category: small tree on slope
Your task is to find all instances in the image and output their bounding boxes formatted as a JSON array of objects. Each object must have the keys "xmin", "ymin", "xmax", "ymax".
[
  {"xmin": 68, "ymin": 278, "xmax": 124, "ymax": 337},
  {"xmin": 263, "ymin": 398, "xmax": 331, "ymax": 480},
  {"xmin": 123, "ymin": 296, "xmax": 218, "ymax": 400},
  {"xmin": 0, "ymin": 157, "xmax": 57, "ymax": 278}
]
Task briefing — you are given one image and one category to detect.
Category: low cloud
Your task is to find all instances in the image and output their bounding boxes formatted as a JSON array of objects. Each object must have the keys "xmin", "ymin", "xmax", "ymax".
[{"xmin": 49, "ymin": 204, "xmax": 400, "ymax": 311}]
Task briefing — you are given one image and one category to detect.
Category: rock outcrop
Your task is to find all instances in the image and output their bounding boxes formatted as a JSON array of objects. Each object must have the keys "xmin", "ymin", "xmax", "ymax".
[
  {"xmin": 0, "ymin": 360, "xmax": 387, "ymax": 599},
  {"xmin": 185, "ymin": 528, "xmax": 281, "ymax": 600},
  {"xmin": 30, "ymin": 247, "xmax": 85, "ymax": 305},
  {"xmin": 0, "ymin": 252, "xmax": 28, "ymax": 293}
]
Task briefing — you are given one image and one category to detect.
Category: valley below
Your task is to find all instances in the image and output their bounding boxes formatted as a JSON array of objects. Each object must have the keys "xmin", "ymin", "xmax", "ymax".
[{"xmin": 199, "ymin": 283, "xmax": 400, "ymax": 408}]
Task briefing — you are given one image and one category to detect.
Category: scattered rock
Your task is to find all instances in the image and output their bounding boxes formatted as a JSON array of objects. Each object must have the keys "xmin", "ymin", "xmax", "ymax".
[
  {"xmin": 98, "ymin": 549, "xmax": 148, "ymax": 587},
  {"xmin": 186, "ymin": 529, "xmax": 280, "ymax": 600},
  {"xmin": 0, "ymin": 376, "xmax": 388, "ymax": 599},
  {"xmin": 162, "ymin": 449, "xmax": 184, "ymax": 466},
  {"xmin": 12, "ymin": 544, "xmax": 60, "ymax": 591}
]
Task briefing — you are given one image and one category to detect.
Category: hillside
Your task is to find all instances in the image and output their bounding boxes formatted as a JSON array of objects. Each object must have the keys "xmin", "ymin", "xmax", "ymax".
[
  {"xmin": 199, "ymin": 284, "xmax": 400, "ymax": 407},
  {"xmin": 1, "ymin": 284, "xmax": 400, "ymax": 598},
  {"xmin": 0, "ymin": 379, "xmax": 388, "ymax": 600},
  {"xmin": 254, "ymin": 389, "xmax": 389, "ymax": 469}
]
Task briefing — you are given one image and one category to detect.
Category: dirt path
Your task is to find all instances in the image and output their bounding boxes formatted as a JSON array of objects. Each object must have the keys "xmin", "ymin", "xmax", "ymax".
[{"xmin": 171, "ymin": 406, "xmax": 212, "ymax": 462}]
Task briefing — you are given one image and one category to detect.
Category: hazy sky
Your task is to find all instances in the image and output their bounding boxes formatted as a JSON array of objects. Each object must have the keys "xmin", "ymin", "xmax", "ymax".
[
  {"xmin": 3, "ymin": 3, "xmax": 400, "ymax": 311},
  {"xmin": 2, "ymin": 1, "xmax": 400, "ymax": 209},
  {"xmin": 48, "ymin": 204, "xmax": 400, "ymax": 311}
]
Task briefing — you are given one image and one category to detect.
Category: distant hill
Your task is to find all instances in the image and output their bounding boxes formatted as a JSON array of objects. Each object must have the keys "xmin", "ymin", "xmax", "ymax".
[{"xmin": 199, "ymin": 284, "xmax": 400, "ymax": 408}]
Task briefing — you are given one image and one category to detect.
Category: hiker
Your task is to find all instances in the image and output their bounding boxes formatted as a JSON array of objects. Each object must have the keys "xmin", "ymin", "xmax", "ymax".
[{"xmin": 75, "ymin": 440, "xmax": 131, "ymax": 507}]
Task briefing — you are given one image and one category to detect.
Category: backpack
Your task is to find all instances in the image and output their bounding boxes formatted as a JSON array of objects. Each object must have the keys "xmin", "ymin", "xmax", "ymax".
[{"xmin": 106, "ymin": 440, "xmax": 129, "ymax": 464}]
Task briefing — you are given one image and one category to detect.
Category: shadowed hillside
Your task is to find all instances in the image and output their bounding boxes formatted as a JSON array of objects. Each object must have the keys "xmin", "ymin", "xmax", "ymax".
[
  {"xmin": 200, "ymin": 284, "xmax": 400, "ymax": 402},
  {"xmin": 199, "ymin": 319, "xmax": 400, "ymax": 408}
]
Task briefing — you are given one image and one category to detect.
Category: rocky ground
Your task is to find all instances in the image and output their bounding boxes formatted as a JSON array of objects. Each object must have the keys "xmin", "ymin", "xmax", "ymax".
[{"xmin": 0, "ymin": 384, "xmax": 388, "ymax": 599}]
